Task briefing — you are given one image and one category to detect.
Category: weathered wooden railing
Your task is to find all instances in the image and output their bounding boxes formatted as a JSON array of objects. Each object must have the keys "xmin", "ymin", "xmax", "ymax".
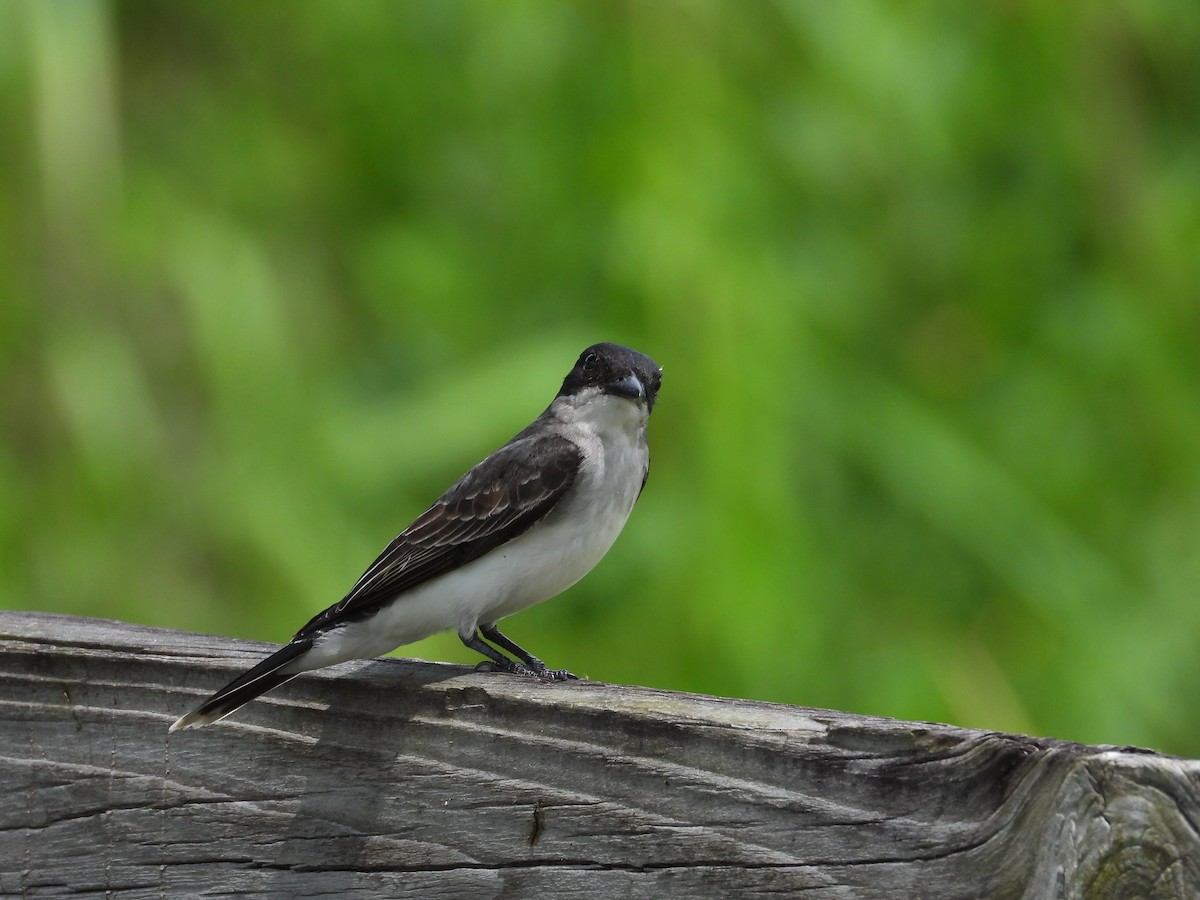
[{"xmin": 2, "ymin": 610, "xmax": 1197, "ymax": 898}]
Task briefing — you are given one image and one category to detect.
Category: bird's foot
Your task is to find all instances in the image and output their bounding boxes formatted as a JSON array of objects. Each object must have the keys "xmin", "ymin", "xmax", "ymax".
[
  {"xmin": 474, "ymin": 659, "xmax": 578, "ymax": 681},
  {"xmin": 522, "ymin": 657, "xmax": 579, "ymax": 681},
  {"xmin": 474, "ymin": 659, "xmax": 537, "ymax": 677}
]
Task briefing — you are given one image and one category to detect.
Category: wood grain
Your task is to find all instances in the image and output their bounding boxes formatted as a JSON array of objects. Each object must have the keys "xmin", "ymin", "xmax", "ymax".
[{"xmin": 2, "ymin": 611, "xmax": 1197, "ymax": 898}]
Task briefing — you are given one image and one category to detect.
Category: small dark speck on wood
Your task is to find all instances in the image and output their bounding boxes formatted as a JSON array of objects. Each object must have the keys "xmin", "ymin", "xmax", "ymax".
[{"xmin": 3, "ymin": 611, "xmax": 1199, "ymax": 899}]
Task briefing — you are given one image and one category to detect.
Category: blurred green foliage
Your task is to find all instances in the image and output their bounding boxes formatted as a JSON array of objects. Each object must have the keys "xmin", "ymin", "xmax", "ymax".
[{"xmin": 1, "ymin": 1, "xmax": 1198, "ymax": 755}]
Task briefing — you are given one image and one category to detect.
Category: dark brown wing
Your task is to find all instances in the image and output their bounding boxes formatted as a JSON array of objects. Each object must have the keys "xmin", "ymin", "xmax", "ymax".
[{"xmin": 294, "ymin": 430, "xmax": 581, "ymax": 638}]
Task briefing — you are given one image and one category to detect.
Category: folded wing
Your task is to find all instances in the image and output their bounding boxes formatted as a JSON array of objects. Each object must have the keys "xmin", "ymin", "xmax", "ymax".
[{"xmin": 294, "ymin": 430, "xmax": 581, "ymax": 639}]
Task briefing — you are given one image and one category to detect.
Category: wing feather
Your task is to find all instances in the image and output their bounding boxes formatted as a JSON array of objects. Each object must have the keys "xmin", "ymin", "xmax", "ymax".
[{"xmin": 293, "ymin": 431, "xmax": 581, "ymax": 639}]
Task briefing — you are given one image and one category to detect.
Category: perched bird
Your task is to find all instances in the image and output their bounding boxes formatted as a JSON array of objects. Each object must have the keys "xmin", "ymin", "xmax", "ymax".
[{"xmin": 171, "ymin": 342, "xmax": 662, "ymax": 731}]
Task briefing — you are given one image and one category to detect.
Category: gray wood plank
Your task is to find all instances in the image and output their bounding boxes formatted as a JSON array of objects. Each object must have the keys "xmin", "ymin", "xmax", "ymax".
[{"xmin": 2, "ymin": 611, "xmax": 1197, "ymax": 898}]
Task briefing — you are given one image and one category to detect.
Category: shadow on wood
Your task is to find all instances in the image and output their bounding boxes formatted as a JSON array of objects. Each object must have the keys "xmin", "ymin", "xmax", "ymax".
[{"xmin": 2, "ymin": 611, "xmax": 1197, "ymax": 898}]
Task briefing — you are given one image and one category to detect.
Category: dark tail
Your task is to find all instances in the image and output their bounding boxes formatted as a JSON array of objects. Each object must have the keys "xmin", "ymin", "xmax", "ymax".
[{"xmin": 169, "ymin": 638, "xmax": 314, "ymax": 732}]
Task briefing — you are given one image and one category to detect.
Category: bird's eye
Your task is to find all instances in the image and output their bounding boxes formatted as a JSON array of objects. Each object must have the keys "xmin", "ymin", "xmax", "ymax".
[{"xmin": 581, "ymin": 351, "xmax": 598, "ymax": 369}]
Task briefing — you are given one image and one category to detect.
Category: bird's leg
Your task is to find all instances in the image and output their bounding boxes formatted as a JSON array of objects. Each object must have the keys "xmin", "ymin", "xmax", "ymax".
[
  {"xmin": 459, "ymin": 629, "xmax": 536, "ymax": 676},
  {"xmin": 480, "ymin": 623, "xmax": 578, "ymax": 681}
]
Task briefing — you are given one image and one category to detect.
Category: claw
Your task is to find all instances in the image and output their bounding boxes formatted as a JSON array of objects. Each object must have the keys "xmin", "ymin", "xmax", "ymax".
[{"xmin": 478, "ymin": 658, "xmax": 536, "ymax": 677}]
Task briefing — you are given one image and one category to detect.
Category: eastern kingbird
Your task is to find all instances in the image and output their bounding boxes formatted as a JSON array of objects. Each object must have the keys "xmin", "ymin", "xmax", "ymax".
[{"xmin": 170, "ymin": 342, "xmax": 662, "ymax": 731}]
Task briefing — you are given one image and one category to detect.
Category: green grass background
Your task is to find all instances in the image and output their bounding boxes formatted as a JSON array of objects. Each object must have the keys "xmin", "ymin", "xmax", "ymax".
[{"xmin": 2, "ymin": 1, "xmax": 1198, "ymax": 755}]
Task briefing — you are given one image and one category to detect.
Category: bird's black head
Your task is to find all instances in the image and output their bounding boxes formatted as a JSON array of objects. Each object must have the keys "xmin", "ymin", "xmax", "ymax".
[{"xmin": 558, "ymin": 342, "xmax": 663, "ymax": 412}]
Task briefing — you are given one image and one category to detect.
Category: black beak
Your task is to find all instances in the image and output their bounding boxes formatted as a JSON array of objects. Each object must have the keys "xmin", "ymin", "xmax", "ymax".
[{"xmin": 605, "ymin": 373, "xmax": 645, "ymax": 401}]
